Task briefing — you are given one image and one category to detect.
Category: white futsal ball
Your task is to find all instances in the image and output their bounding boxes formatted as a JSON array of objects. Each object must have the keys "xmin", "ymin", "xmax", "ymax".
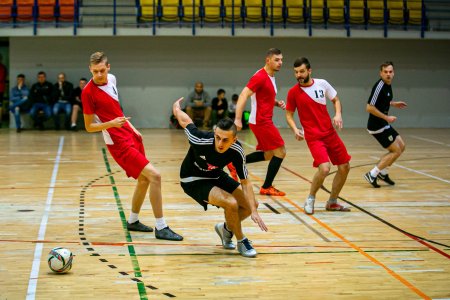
[{"xmin": 48, "ymin": 247, "xmax": 73, "ymax": 273}]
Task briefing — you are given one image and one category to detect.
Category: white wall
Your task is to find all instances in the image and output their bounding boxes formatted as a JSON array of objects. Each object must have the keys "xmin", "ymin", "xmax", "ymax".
[{"xmin": 9, "ymin": 36, "xmax": 450, "ymax": 128}]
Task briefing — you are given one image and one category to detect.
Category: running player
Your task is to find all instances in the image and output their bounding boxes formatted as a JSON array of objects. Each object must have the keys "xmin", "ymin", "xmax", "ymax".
[
  {"xmin": 364, "ymin": 61, "xmax": 407, "ymax": 188},
  {"xmin": 234, "ymin": 48, "xmax": 287, "ymax": 196},
  {"xmin": 286, "ymin": 57, "xmax": 351, "ymax": 215},
  {"xmin": 82, "ymin": 52, "xmax": 182, "ymax": 241},
  {"xmin": 173, "ymin": 97, "xmax": 267, "ymax": 257}
]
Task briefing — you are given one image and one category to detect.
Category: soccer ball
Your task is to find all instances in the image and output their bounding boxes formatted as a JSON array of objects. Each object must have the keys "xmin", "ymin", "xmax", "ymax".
[{"xmin": 48, "ymin": 247, "xmax": 73, "ymax": 273}]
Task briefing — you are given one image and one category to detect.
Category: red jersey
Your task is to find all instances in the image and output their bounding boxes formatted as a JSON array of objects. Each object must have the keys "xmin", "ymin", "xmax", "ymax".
[
  {"xmin": 246, "ymin": 68, "xmax": 277, "ymax": 125},
  {"xmin": 286, "ymin": 79, "xmax": 337, "ymax": 141},
  {"xmin": 82, "ymin": 74, "xmax": 133, "ymax": 145}
]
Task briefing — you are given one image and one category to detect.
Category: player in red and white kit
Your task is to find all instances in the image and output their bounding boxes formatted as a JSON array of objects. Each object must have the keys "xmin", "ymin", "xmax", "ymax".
[
  {"xmin": 234, "ymin": 48, "xmax": 287, "ymax": 196},
  {"xmin": 286, "ymin": 57, "xmax": 351, "ymax": 215},
  {"xmin": 82, "ymin": 52, "xmax": 182, "ymax": 241}
]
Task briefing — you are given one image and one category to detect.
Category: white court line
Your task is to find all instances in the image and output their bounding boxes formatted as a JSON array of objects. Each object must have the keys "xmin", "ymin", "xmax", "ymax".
[
  {"xmin": 26, "ymin": 136, "xmax": 65, "ymax": 300},
  {"xmin": 369, "ymin": 156, "xmax": 450, "ymax": 184},
  {"xmin": 409, "ymin": 135, "xmax": 450, "ymax": 147}
]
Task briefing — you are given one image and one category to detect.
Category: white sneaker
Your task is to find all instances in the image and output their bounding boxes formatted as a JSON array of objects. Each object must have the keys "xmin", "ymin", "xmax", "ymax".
[
  {"xmin": 304, "ymin": 197, "xmax": 315, "ymax": 215},
  {"xmin": 215, "ymin": 223, "xmax": 235, "ymax": 249},
  {"xmin": 237, "ymin": 238, "xmax": 257, "ymax": 258}
]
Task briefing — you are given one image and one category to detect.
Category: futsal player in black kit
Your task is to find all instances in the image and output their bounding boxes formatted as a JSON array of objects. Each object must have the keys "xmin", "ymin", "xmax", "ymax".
[
  {"xmin": 364, "ymin": 62, "xmax": 407, "ymax": 188},
  {"xmin": 172, "ymin": 97, "xmax": 268, "ymax": 258}
]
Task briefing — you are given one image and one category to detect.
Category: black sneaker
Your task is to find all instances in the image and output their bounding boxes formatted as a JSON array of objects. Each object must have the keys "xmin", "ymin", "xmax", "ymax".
[
  {"xmin": 127, "ymin": 220, "xmax": 153, "ymax": 232},
  {"xmin": 378, "ymin": 173, "xmax": 395, "ymax": 185},
  {"xmin": 155, "ymin": 227, "xmax": 183, "ymax": 241},
  {"xmin": 364, "ymin": 172, "xmax": 380, "ymax": 188}
]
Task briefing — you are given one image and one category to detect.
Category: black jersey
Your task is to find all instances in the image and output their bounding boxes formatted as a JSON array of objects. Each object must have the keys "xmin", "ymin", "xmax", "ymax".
[
  {"xmin": 180, "ymin": 123, "xmax": 248, "ymax": 182},
  {"xmin": 367, "ymin": 79, "xmax": 393, "ymax": 132}
]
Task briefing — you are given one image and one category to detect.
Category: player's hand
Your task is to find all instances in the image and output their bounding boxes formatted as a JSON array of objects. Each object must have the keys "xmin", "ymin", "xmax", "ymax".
[
  {"xmin": 386, "ymin": 115, "xmax": 397, "ymax": 123},
  {"xmin": 392, "ymin": 101, "xmax": 407, "ymax": 109},
  {"xmin": 174, "ymin": 97, "xmax": 184, "ymax": 108},
  {"xmin": 251, "ymin": 211, "xmax": 268, "ymax": 232},
  {"xmin": 111, "ymin": 116, "xmax": 131, "ymax": 128},
  {"xmin": 234, "ymin": 119, "xmax": 243, "ymax": 131},
  {"xmin": 276, "ymin": 100, "xmax": 286, "ymax": 110},
  {"xmin": 333, "ymin": 114, "xmax": 343, "ymax": 130},
  {"xmin": 294, "ymin": 128, "xmax": 304, "ymax": 141}
]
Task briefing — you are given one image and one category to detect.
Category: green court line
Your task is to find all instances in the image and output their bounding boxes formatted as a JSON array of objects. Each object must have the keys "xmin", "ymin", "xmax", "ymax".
[
  {"xmin": 134, "ymin": 249, "xmax": 429, "ymax": 256},
  {"xmin": 102, "ymin": 148, "xmax": 147, "ymax": 299}
]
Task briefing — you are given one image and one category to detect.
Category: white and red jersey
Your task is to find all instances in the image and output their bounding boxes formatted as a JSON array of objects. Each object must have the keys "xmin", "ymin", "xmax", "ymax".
[
  {"xmin": 82, "ymin": 74, "xmax": 133, "ymax": 145},
  {"xmin": 286, "ymin": 78, "xmax": 337, "ymax": 141},
  {"xmin": 246, "ymin": 68, "xmax": 277, "ymax": 125}
]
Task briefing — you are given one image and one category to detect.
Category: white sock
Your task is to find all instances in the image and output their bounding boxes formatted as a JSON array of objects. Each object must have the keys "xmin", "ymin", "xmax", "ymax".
[
  {"xmin": 370, "ymin": 166, "xmax": 381, "ymax": 177},
  {"xmin": 155, "ymin": 217, "xmax": 167, "ymax": 231},
  {"xmin": 128, "ymin": 212, "xmax": 139, "ymax": 224},
  {"xmin": 71, "ymin": 123, "xmax": 76, "ymax": 127},
  {"xmin": 307, "ymin": 195, "xmax": 315, "ymax": 200},
  {"xmin": 380, "ymin": 168, "xmax": 389, "ymax": 175}
]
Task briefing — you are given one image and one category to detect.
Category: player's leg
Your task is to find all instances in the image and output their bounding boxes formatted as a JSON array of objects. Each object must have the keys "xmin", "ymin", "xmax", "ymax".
[
  {"xmin": 377, "ymin": 135, "xmax": 405, "ymax": 185},
  {"xmin": 127, "ymin": 172, "xmax": 152, "ymax": 232},
  {"xmin": 70, "ymin": 104, "xmax": 80, "ymax": 130},
  {"xmin": 326, "ymin": 163, "xmax": 351, "ymax": 212},
  {"xmin": 260, "ymin": 145, "xmax": 286, "ymax": 196}
]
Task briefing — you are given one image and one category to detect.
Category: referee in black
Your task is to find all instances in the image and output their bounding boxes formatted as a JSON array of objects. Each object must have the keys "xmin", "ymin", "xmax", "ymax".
[{"xmin": 364, "ymin": 62, "xmax": 407, "ymax": 188}]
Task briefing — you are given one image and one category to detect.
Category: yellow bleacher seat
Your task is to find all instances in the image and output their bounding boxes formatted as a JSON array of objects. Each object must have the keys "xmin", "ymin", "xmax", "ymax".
[
  {"xmin": 387, "ymin": 0, "xmax": 405, "ymax": 24},
  {"xmin": 348, "ymin": 0, "xmax": 366, "ymax": 24},
  {"xmin": 406, "ymin": 0, "xmax": 422, "ymax": 25},
  {"xmin": 286, "ymin": 0, "xmax": 304, "ymax": 23},
  {"xmin": 367, "ymin": 0, "xmax": 385, "ymax": 24},
  {"xmin": 328, "ymin": 0, "xmax": 345, "ymax": 23},
  {"xmin": 203, "ymin": 0, "xmax": 222, "ymax": 22},
  {"xmin": 308, "ymin": 0, "xmax": 324, "ymax": 23},
  {"xmin": 161, "ymin": 0, "xmax": 179, "ymax": 21},
  {"xmin": 224, "ymin": 0, "xmax": 242, "ymax": 21},
  {"xmin": 266, "ymin": 0, "xmax": 284, "ymax": 22},
  {"xmin": 140, "ymin": 0, "xmax": 157, "ymax": 21},
  {"xmin": 246, "ymin": 0, "xmax": 264, "ymax": 22},
  {"xmin": 182, "ymin": 0, "xmax": 200, "ymax": 22}
]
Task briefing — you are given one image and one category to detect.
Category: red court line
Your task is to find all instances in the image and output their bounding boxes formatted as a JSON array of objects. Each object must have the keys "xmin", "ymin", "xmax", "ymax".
[
  {"xmin": 405, "ymin": 234, "xmax": 450, "ymax": 259},
  {"xmin": 248, "ymin": 172, "xmax": 431, "ymax": 300}
]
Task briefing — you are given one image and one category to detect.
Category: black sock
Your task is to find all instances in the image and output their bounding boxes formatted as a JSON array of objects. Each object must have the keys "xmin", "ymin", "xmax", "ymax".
[
  {"xmin": 262, "ymin": 156, "xmax": 283, "ymax": 189},
  {"xmin": 246, "ymin": 151, "xmax": 265, "ymax": 164}
]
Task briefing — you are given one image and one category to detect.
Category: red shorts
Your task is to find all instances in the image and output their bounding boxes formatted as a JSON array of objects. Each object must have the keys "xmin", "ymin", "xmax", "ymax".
[
  {"xmin": 107, "ymin": 133, "xmax": 149, "ymax": 179},
  {"xmin": 306, "ymin": 131, "xmax": 351, "ymax": 168},
  {"xmin": 249, "ymin": 122, "xmax": 285, "ymax": 151}
]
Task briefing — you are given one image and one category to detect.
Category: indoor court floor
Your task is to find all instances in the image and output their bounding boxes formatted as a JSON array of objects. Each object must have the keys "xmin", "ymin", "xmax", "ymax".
[{"xmin": 0, "ymin": 128, "xmax": 449, "ymax": 299}]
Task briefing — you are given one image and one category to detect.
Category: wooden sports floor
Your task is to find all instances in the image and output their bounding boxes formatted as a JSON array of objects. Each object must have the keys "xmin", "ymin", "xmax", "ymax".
[{"xmin": 0, "ymin": 128, "xmax": 449, "ymax": 299}]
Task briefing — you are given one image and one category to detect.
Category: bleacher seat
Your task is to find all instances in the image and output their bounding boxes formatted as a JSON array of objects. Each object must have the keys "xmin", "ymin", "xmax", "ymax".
[
  {"xmin": 327, "ymin": 0, "xmax": 345, "ymax": 24},
  {"xmin": 224, "ymin": 0, "xmax": 243, "ymax": 22},
  {"xmin": 16, "ymin": 0, "xmax": 34, "ymax": 22},
  {"xmin": 203, "ymin": 0, "xmax": 222, "ymax": 22},
  {"xmin": 38, "ymin": 0, "xmax": 56, "ymax": 22},
  {"xmin": 161, "ymin": 0, "xmax": 180, "ymax": 21},
  {"xmin": 388, "ymin": 0, "xmax": 405, "ymax": 25},
  {"xmin": 182, "ymin": 0, "xmax": 201, "ymax": 22},
  {"xmin": 348, "ymin": 0, "xmax": 366, "ymax": 24},
  {"xmin": 367, "ymin": 0, "xmax": 385, "ymax": 24},
  {"xmin": 246, "ymin": 0, "xmax": 265, "ymax": 23},
  {"xmin": 265, "ymin": 0, "xmax": 284, "ymax": 23},
  {"xmin": 285, "ymin": 0, "xmax": 305, "ymax": 23},
  {"xmin": 308, "ymin": 0, "xmax": 325, "ymax": 23},
  {"xmin": 0, "ymin": 0, "xmax": 13, "ymax": 22},
  {"xmin": 140, "ymin": 0, "xmax": 158, "ymax": 21},
  {"xmin": 58, "ymin": 0, "xmax": 76, "ymax": 22},
  {"xmin": 407, "ymin": 0, "xmax": 422, "ymax": 25}
]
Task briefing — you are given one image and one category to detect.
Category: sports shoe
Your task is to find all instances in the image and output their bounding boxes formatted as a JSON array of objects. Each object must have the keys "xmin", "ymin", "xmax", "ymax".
[
  {"xmin": 378, "ymin": 173, "xmax": 395, "ymax": 185},
  {"xmin": 259, "ymin": 186, "xmax": 286, "ymax": 196},
  {"xmin": 237, "ymin": 238, "xmax": 257, "ymax": 258},
  {"xmin": 364, "ymin": 172, "xmax": 380, "ymax": 188},
  {"xmin": 215, "ymin": 223, "xmax": 235, "ymax": 249},
  {"xmin": 325, "ymin": 201, "xmax": 351, "ymax": 212},
  {"xmin": 227, "ymin": 163, "xmax": 239, "ymax": 181},
  {"xmin": 304, "ymin": 197, "xmax": 315, "ymax": 215},
  {"xmin": 155, "ymin": 226, "xmax": 183, "ymax": 241},
  {"xmin": 127, "ymin": 220, "xmax": 153, "ymax": 232}
]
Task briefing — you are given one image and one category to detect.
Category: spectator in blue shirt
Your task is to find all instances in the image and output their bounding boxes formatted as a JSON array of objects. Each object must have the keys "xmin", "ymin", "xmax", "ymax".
[{"xmin": 9, "ymin": 74, "xmax": 30, "ymax": 133}]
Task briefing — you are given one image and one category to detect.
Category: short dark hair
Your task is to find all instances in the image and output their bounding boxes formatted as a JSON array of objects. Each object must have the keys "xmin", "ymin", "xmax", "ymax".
[
  {"xmin": 294, "ymin": 57, "xmax": 311, "ymax": 69},
  {"xmin": 380, "ymin": 61, "xmax": 394, "ymax": 70},
  {"xmin": 217, "ymin": 88, "xmax": 225, "ymax": 95},
  {"xmin": 80, "ymin": 77, "xmax": 87, "ymax": 82},
  {"xmin": 38, "ymin": 71, "xmax": 46, "ymax": 76},
  {"xmin": 216, "ymin": 118, "xmax": 237, "ymax": 137},
  {"xmin": 232, "ymin": 94, "xmax": 239, "ymax": 101},
  {"xmin": 17, "ymin": 74, "xmax": 25, "ymax": 78},
  {"xmin": 266, "ymin": 48, "xmax": 282, "ymax": 58}
]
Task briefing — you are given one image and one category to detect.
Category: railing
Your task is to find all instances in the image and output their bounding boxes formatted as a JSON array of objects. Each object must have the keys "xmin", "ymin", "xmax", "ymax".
[{"xmin": 0, "ymin": 0, "xmax": 435, "ymax": 37}]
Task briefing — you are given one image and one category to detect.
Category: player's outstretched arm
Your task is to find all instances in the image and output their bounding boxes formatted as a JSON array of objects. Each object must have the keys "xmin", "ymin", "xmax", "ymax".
[
  {"xmin": 172, "ymin": 97, "xmax": 193, "ymax": 129},
  {"xmin": 84, "ymin": 113, "xmax": 130, "ymax": 133},
  {"xmin": 240, "ymin": 179, "xmax": 268, "ymax": 232},
  {"xmin": 234, "ymin": 87, "xmax": 253, "ymax": 130},
  {"xmin": 366, "ymin": 103, "xmax": 397, "ymax": 123},
  {"xmin": 391, "ymin": 101, "xmax": 407, "ymax": 109}
]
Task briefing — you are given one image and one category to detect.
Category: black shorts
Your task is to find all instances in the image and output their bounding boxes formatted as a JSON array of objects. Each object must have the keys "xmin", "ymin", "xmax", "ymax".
[
  {"xmin": 180, "ymin": 172, "xmax": 240, "ymax": 211},
  {"xmin": 372, "ymin": 126, "xmax": 399, "ymax": 148}
]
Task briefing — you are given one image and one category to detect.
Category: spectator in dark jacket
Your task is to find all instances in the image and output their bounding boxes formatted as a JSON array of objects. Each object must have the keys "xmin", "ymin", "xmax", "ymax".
[
  {"xmin": 52, "ymin": 72, "xmax": 74, "ymax": 130},
  {"xmin": 29, "ymin": 71, "xmax": 53, "ymax": 130}
]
